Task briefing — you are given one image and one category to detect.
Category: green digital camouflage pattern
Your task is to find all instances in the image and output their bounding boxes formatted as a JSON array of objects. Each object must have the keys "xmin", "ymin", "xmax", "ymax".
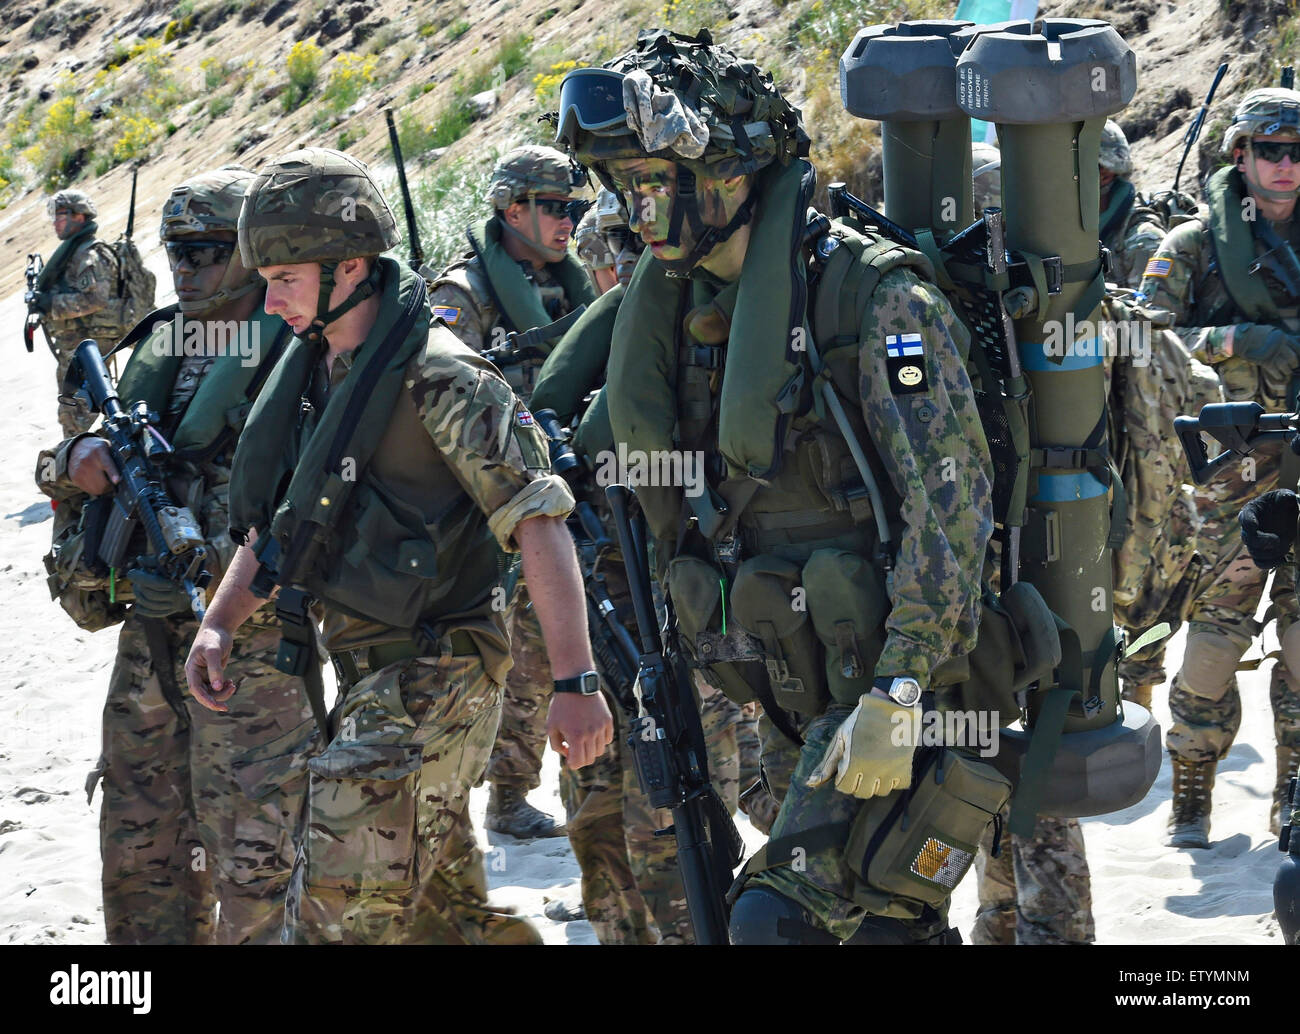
[
  {"xmin": 971, "ymin": 810, "xmax": 1095, "ymax": 944},
  {"xmin": 1137, "ymin": 181, "xmax": 1300, "ymax": 760},
  {"xmin": 238, "ymin": 148, "xmax": 399, "ymax": 268},
  {"xmin": 284, "ymin": 651, "xmax": 541, "ymax": 945}
]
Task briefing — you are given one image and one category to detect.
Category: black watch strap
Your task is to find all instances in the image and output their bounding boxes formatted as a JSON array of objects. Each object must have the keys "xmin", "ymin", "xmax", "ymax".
[{"xmin": 554, "ymin": 670, "xmax": 601, "ymax": 695}]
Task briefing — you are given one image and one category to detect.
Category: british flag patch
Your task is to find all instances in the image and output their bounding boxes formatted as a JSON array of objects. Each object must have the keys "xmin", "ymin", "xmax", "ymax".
[
  {"xmin": 516, "ymin": 409, "xmax": 534, "ymax": 427},
  {"xmin": 1143, "ymin": 257, "xmax": 1173, "ymax": 278},
  {"xmin": 432, "ymin": 305, "xmax": 461, "ymax": 325}
]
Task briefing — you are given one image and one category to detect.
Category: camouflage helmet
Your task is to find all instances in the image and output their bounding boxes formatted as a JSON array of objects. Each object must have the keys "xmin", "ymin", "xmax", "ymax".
[
  {"xmin": 554, "ymin": 28, "xmax": 808, "ymax": 181},
  {"xmin": 486, "ymin": 144, "xmax": 586, "ymax": 210},
  {"xmin": 1099, "ymin": 120, "xmax": 1133, "ymax": 177},
  {"xmin": 971, "ymin": 141, "xmax": 1002, "ymax": 214},
  {"xmin": 573, "ymin": 204, "xmax": 615, "ymax": 273},
  {"xmin": 160, "ymin": 166, "xmax": 254, "ymax": 240},
  {"xmin": 593, "ymin": 186, "xmax": 628, "ymax": 232},
  {"xmin": 238, "ymin": 147, "xmax": 399, "ymax": 268},
  {"xmin": 46, "ymin": 189, "xmax": 97, "ymax": 218},
  {"xmin": 1221, "ymin": 87, "xmax": 1300, "ymax": 156}
]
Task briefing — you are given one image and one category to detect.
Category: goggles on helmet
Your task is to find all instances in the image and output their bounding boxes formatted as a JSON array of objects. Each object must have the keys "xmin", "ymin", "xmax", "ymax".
[{"xmin": 556, "ymin": 68, "xmax": 630, "ymax": 146}]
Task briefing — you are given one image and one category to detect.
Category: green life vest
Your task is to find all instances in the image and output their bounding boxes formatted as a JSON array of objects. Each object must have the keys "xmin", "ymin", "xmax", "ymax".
[
  {"xmin": 37, "ymin": 220, "xmax": 99, "ymax": 293},
  {"xmin": 229, "ymin": 258, "xmax": 502, "ymax": 631},
  {"xmin": 467, "ymin": 217, "xmax": 596, "ymax": 347},
  {"xmin": 532, "ymin": 283, "xmax": 624, "ymax": 425},
  {"xmin": 1205, "ymin": 166, "xmax": 1286, "ymax": 323},
  {"xmin": 114, "ymin": 306, "xmax": 290, "ymax": 460}
]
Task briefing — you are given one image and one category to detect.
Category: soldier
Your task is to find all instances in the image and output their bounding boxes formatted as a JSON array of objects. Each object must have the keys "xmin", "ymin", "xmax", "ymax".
[
  {"xmin": 557, "ymin": 29, "xmax": 995, "ymax": 944},
  {"xmin": 184, "ymin": 148, "xmax": 612, "ymax": 944},
  {"xmin": 573, "ymin": 189, "xmax": 622, "ymax": 294},
  {"xmin": 36, "ymin": 166, "xmax": 315, "ymax": 944},
  {"xmin": 28, "ymin": 191, "xmax": 125, "ymax": 437},
  {"xmin": 1099, "ymin": 120, "xmax": 1166, "ymax": 289},
  {"xmin": 1135, "ymin": 87, "xmax": 1300, "ymax": 847},
  {"xmin": 428, "ymin": 145, "xmax": 597, "ymax": 839}
]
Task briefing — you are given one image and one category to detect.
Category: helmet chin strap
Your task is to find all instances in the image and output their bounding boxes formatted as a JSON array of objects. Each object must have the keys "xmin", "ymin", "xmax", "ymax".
[
  {"xmin": 302, "ymin": 262, "xmax": 382, "ymax": 348},
  {"xmin": 1243, "ymin": 145, "xmax": 1300, "ymax": 203},
  {"xmin": 497, "ymin": 202, "xmax": 569, "ymax": 263},
  {"xmin": 657, "ymin": 164, "xmax": 757, "ymax": 276}
]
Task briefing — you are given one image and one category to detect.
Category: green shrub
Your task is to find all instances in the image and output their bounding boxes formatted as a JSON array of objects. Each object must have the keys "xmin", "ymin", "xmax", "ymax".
[
  {"xmin": 322, "ymin": 52, "xmax": 380, "ymax": 113},
  {"xmin": 447, "ymin": 19, "xmax": 471, "ymax": 42},
  {"xmin": 283, "ymin": 39, "xmax": 324, "ymax": 112}
]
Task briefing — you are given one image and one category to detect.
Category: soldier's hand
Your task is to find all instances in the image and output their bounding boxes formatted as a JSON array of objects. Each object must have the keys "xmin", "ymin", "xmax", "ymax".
[
  {"xmin": 1241, "ymin": 488, "xmax": 1300, "ymax": 570},
  {"xmin": 67, "ymin": 437, "xmax": 119, "ymax": 496},
  {"xmin": 806, "ymin": 691, "xmax": 915, "ymax": 799},
  {"xmin": 185, "ymin": 624, "xmax": 237, "ymax": 712},
  {"xmin": 547, "ymin": 691, "xmax": 614, "ymax": 770},
  {"xmin": 1222, "ymin": 323, "xmax": 1300, "ymax": 379},
  {"xmin": 26, "ymin": 290, "xmax": 51, "ymax": 313}
]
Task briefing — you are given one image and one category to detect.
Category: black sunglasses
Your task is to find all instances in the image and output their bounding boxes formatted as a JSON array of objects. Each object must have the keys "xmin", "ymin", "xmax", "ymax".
[
  {"xmin": 532, "ymin": 198, "xmax": 590, "ymax": 221},
  {"xmin": 1251, "ymin": 140, "xmax": 1300, "ymax": 163},
  {"xmin": 165, "ymin": 239, "xmax": 235, "ymax": 269}
]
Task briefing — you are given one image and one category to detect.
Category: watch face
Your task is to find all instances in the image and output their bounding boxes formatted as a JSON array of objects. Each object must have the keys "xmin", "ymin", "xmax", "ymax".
[
  {"xmin": 892, "ymin": 679, "xmax": 922, "ymax": 706},
  {"xmin": 580, "ymin": 671, "xmax": 600, "ymax": 695}
]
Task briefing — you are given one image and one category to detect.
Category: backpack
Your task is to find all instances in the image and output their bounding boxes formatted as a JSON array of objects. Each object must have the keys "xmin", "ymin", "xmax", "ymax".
[{"xmin": 110, "ymin": 235, "xmax": 157, "ymax": 334}]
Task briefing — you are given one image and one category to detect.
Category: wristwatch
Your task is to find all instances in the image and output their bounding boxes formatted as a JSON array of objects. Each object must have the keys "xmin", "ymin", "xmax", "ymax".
[
  {"xmin": 874, "ymin": 676, "xmax": 923, "ymax": 707},
  {"xmin": 554, "ymin": 670, "xmax": 601, "ymax": 695}
]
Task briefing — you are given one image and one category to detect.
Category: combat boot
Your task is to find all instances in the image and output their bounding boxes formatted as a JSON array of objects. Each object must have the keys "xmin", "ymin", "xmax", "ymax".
[
  {"xmin": 1271, "ymin": 746, "xmax": 1299, "ymax": 836},
  {"xmin": 485, "ymin": 784, "xmax": 566, "ymax": 839},
  {"xmin": 1168, "ymin": 758, "xmax": 1216, "ymax": 849}
]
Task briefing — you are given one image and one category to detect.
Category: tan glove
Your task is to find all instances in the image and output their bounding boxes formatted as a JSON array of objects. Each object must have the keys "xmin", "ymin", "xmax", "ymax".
[{"xmin": 806, "ymin": 692, "xmax": 916, "ymax": 799}]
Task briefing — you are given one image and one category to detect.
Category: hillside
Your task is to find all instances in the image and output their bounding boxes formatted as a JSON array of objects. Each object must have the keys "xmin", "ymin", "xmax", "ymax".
[{"xmin": 0, "ymin": 0, "xmax": 1296, "ymax": 302}]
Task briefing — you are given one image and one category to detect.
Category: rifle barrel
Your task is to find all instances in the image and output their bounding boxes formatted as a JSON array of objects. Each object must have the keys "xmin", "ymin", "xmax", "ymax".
[{"xmin": 385, "ymin": 108, "xmax": 425, "ymax": 271}]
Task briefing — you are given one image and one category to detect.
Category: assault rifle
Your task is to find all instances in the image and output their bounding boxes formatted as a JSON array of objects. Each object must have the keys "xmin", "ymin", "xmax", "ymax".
[
  {"xmin": 1175, "ymin": 401, "xmax": 1300, "ymax": 485},
  {"xmin": 605, "ymin": 482, "xmax": 744, "ymax": 945},
  {"xmin": 384, "ymin": 108, "xmax": 425, "ymax": 273},
  {"xmin": 63, "ymin": 339, "xmax": 210, "ymax": 621},
  {"xmin": 534, "ymin": 408, "xmax": 640, "ymax": 710},
  {"xmin": 23, "ymin": 253, "xmax": 46, "ymax": 354}
]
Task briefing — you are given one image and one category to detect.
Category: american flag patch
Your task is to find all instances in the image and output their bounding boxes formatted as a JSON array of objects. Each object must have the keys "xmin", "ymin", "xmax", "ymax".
[
  {"xmin": 516, "ymin": 409, "xmax": 534, "ymax": 427},
  {"xmin": 885, "ymin": 333, "xmax": 924, "ymax": 357},
  {"xmin": 1143, "ymin": 257, "xmax": 1173, "ymax": 278},
  {"xmin": 432, "ymin": 305, "xmax": 461, "ymax": 325}
]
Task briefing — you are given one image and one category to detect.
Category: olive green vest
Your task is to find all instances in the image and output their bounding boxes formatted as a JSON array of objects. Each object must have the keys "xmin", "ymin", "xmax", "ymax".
[
  {"xmin": 1206, "ymin": 166, "xmax": 1286, "ymax": 323},
  {"xmin": 229, "ymin": 258, "xmax": 502, "ymax": 633},
  {"xmin": 607, "ymin": 158, "xmax": 932, "ymax": 713},
  {"xmin": 115, "ymin": 306, "xmax": 290, "ymax": 460}
]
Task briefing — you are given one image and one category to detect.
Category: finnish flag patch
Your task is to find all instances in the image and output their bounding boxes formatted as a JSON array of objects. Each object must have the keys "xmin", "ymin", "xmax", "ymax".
[{"xmin": 885, "ymin": 333, "xmax": 928, "ymax": 395}]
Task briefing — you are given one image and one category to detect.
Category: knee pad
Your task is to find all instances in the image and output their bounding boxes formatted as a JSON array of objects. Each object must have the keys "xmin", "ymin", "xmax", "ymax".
[
  {"xmin": 728, "ymin": 886, "xmax": 838, "ymax": 945},
  {"xmin": 1179, "ymin": 630, "xmax": 1244, "ymax": 700}
]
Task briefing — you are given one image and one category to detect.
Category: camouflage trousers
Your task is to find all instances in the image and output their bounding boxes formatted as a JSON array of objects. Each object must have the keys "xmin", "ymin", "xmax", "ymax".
[
  {"xmin": 96, "ymin": 612, "xmax": 314, "ymax": 945},
  {"xmin": 486, "ymin": 576, "xmax": 550, "ymax": 791},
  {"xmin": 971, "ymin": 812, "xmax": 1094, "ymax": 944},
  {"xmin": 1169, "ymin": 453, "xmax": 1300, "ymax": 761},
  {"xmin": 558, "ymin": 557, "xmax": 745, "ymax": 944},
  {"xmin": 283, "ymin": 644, "xmax": 541, "ymax": 944}
]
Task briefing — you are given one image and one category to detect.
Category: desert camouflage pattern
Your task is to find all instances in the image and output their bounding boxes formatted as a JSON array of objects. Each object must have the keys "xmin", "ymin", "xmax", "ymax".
[
  {"xmin": 1220, "ymin": 87, "xmax": 1300, "ymax": 156},
  {"xmin": 238, "ymin": 148, "xmax": 399, "ymax": 268},
  {"xmin": 161, "ymin": 166, "xmax": 254, "ymax": 238},
  {"xmin": 428, "ymin": 258, "xmax": 574, "ymax": 400},
  {"xmin": 971, "ymin": 811, "xmax": 1095, "ymax": 944},
  {"xmin": 47, "ymin": 189, "xmax": 97, "ymax": 217},
  {"xmin": 488, "ymin": 576, "xmax": 551, "ymax": 791},
  {"xmin": 486, "ymin": 144, "xmax": 584, "ymax": 209},
  {"xmin": 44, "ymin": 236, "xmax": 121, "ymax": 436},
  {"xmin": 1107, "ymin": 201, "xmax": 1166, "ymax": 290},
  {"xmin": 1137, "ymin": 195, "xmax": 1300, "ymax": 761},
  {"xmin": 574, "ymin": 204, "xmax": 616, "ymax": 273},
  {"xmin": 283, "ymin": 651, "xmax": 540, "ymax": 944},
  {"xmin": 1100, "ymin": 119, "xmax": 1134, "ymax": 176}
]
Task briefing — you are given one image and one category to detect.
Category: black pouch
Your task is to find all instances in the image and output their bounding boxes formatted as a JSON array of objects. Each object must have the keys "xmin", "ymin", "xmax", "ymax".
[{"xmin": 843, "ymin": 745, "xmax": 1012, "ymax": 910}]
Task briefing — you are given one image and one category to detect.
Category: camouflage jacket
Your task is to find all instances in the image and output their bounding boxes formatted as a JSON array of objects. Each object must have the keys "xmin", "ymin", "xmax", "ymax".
[
  {"xmin": 42, "ymin": 237, "xmax": 122, "ymax": 350},
  {"xmin": 1105, "ymin": 198, "xmax": 1165, "ymax": 290}
]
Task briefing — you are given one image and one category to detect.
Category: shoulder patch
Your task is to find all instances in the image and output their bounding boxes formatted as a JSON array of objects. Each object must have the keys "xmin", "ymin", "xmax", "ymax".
[
  {"xmin": 885, "ymin": 334, "xmax": 928, "ymax": 395},
  {"xmin": 433, "ymin": 305, "xmax": 462, "ymax": 326},
  {"xmin": 1143, "ymin": 257, "xmax": 1173, "ymax": 278},
  {"xmin": 516, "ymin": 408, "xmax": 534, "ymax": 427}
]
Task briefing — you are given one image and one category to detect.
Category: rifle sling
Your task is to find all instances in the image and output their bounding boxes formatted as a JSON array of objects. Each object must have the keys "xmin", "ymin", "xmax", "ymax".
[{"xmin": 138, "ymin": 616, "xmax": 191, "ymax": 733}]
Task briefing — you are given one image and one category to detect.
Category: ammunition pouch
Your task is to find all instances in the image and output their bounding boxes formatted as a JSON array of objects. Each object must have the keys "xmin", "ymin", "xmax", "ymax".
[
  {"xmin": 730, "ymin": 555, "xmax": 827, "ymax": 714},
  {"xmin": 43, "ymin": 496, "xmax": 131, "ymax": 633},
  {"xmin": 667, "ymin": 554, "xmax": 758, "ymax": 705},
  {"xmin": 801, "ymin": 549, "xmax": 887, "ymax": 705},
  {"xmin": 844, "ymin": 745, "xmax": 1012, "ymax": 914}
]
